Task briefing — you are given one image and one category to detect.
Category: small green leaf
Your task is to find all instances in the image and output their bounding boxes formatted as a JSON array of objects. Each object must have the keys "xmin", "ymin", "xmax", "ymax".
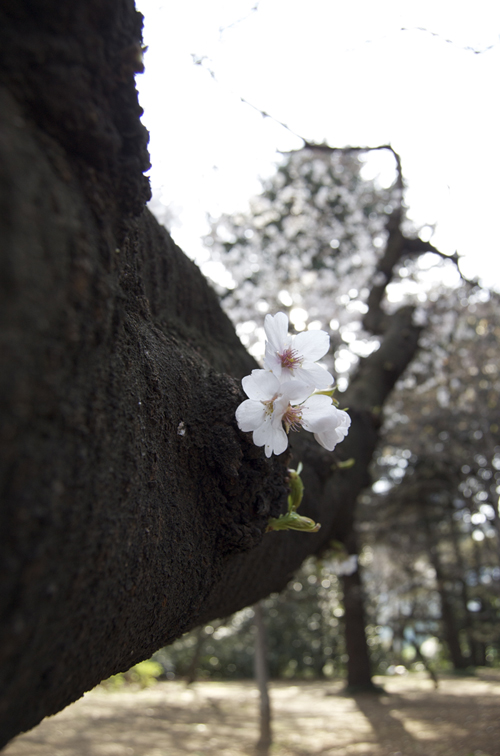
[
  {"xmin": 267, "ymin": 511, "xmax": 320, "ymax": 533},
  {"xmin": 287, "ymin": 466, "xmax": 305, "ymax": 512},
  {"xmin": 333, "ymin": 457, "xmax": 355, "ymax": 470},
  {"xmin": 267, "ymin": 462, "xmax": 321, "ymax": 533}
]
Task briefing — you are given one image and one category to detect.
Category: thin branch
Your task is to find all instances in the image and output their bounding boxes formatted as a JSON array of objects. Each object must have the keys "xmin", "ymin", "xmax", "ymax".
[
  {"xmin": 400, "ymin": 27, "xmax": 498, "ymax": 55},
  {"xmin": 218, "ymin": 3, "xmax": 260, "ymax": 41},
  {"xmin": 362, "ymin": 212, "xmax": 472, "ymax": 336},
  {"xmin": 401, "ymin": 239, "xmax": 473, "ymax": 286},
  {"xmin": 301, "ymin": 141, "xmax": 404, "ymax": 198},
  {"xmin": 189, "ymin": 55, "xmax": 473, "ymax": 329},
  {"xmin": 236, "ymin": 94, "xmax": 306, "ymax": 143},
  {"xmin": 189, "ymin": 54, "xmax": 310, "ymax": 144},
  {"xmin": 191, "ymin": 54, "xmax": 403, "ymax": 204}
]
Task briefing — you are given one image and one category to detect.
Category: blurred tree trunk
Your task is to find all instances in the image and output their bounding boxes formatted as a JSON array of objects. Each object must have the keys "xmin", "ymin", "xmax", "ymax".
[
  {"xmin": 0, "ymin": 0, "xmax": 437, "ymax": 747},
  {"xmin": 342, "ymin": 562, "xmax": 375, "ymax": 691},
  {"xmin": 435, "ymin": 581, "xmax": 469, "ymax": 670},
  {"xmin": 422, "ymin": 511, "xmax": 469, "ymax": 670},
  {"xmin": 254, "ymin": 603, "xmax": 272, "ymax": 753},
  {"xmin": 335, "ymin": 521, "xmax": 375, "ymax": 691},
  {"xmin": 185, "ymin": 627, "xmax": 206, "ymax": 686},
  {"xmin": 408, "ymin": 638, "xmax": 439, "ymax": 689},
  {"xmin": 449, "ymin": 513, "xmax": 479, "ymax": 666}
]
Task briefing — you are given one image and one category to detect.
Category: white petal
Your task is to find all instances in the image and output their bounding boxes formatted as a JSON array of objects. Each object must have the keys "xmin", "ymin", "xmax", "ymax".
[
  {"xmin": 300, "ymin": 396, "xmax": 335, "ymax": 432},
  {"xmin": 296, "ymin": 362, "xmax": 333, "ymax": 389},
  {"xmin": 294, "ymin": 329, "xmax": 330, "ymax": 361},
  {"xmin": 263, "ymin": 342, "xmax": 282, "ymax": 377},
  {"xmin": 313, "ymin": 409, "xmax": 351, "ymax": 450},
  {"xmin": 335, "ymin": 410, "xmax": 351, "ymax": 438},
  {"xmin": 271, "ymin": 393, "xmax": 291, "ymax": 419},
  {"xmin": 242, "ymin": 369, "xmax": 279, "ymax": 400},
  {"xmin": 253, "ymin": 415, "xmax": 273, "ymax": 447},
  {"xmin": 253, "ymin": 415, "xmax": 288, "ymax": 457},
  {"xmin": 270, "ymin": 425, "xmax": 289, "ymax": 456},
  {"xmin": 313, "ymin": 428, "xmax": 341, "ymax": 451},
  {"xmin": 264, "ymin": 312, "xmax": 289, "ymax": 352},
  {"xmin": 316, "ymin": 406, "xmax": 351, "ymax": 433},
  {"xmin": 235, "ymin": 400, "xmax": 266, "ymax": 432},
  {"xmin": 279, "ymin": 380, "xmax": 313, "ymax": 405}
]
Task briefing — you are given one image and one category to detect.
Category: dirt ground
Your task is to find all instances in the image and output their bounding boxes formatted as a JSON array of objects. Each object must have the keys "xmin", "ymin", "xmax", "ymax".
[{"xmin": 3, "ymin": 671, "xmax": 500, "ymax": 756}]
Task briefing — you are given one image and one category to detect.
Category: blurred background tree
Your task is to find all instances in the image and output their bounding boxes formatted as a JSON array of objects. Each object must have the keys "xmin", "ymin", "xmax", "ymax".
[
  {"xmin": 148, "ymin": 148, "xmax": 499, "ymax": 687},
  {"xmin": 359, "ymin": 285, "xmax": 500, "ymax": 671},
  {"xmin": 204, "ymin": 146, "xmax": 397, "ymax": 375}
]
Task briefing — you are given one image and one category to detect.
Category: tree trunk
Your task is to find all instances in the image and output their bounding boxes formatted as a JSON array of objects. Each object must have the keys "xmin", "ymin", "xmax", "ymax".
[
  {"xmin": 409, "ymin": 638, "xmax": 439, "ymax": 689},
  {"xmin": 422, "ymin": 512, "xmax": 469, "ymax": 670},
  {"xmin": 342, "ymin": 565, "xmax": 375, "ymax": 691},
  {"xmin": 449, "ymin": 512, "xmax": 478, "ymax": 665},
  {"xmin": 254, "ymin": 603, "xmax": 272, "ymax": 753},
  {"xmin": 436, "ymin": 583, "xmax": 469, "ymax": 670},
  {"xmin": 0, "ymin": 0, "xmax": 428, "ymax": 746},
  {"xmin": 185, "ymin": 626, "xmax": 205, "ymax": 686}
]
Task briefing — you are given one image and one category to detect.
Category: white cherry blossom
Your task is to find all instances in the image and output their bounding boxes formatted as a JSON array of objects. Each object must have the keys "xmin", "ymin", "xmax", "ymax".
[
  {"xmin": 236, "ymin": 369, "xmax": 351, "ymax": 457},
  {"xmin": 264, "ymin": 312, "xmax": 333, "ymax": 389},
  {"xmin": 301, "ymin": 395, "xmax": 351, "ymax": 451},
  {"xmin": 282, "ymin": 393, "xmax": 351, "ymax": 451},
  {"xmin": 236, "ymin": 370, "xmax": 311, "ymax": 457},
  {"xmin": 235, "ymin": 311, "xmax": 350, "ymax": 457}
]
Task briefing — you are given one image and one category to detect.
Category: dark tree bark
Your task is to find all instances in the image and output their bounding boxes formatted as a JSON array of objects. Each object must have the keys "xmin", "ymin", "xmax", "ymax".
[{"xmin": 0, "ymin": 1, "xmax": 439, "ymax": 747}]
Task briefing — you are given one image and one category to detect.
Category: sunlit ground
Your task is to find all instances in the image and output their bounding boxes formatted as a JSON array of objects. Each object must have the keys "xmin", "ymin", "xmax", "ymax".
[{"xmin": 4, "ymin": 671, "xmax": 500, "ymax": 756}]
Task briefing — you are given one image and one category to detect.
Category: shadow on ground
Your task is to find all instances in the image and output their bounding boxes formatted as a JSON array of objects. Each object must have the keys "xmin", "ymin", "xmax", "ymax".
[{"xmin": 2, "ymin": 671, "xmax": 500, "ymax": 756}]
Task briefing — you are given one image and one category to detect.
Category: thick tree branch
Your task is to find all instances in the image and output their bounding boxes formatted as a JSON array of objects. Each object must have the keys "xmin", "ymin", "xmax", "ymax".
[
  {"xmin": 0, "ymin": 0, "xmax": 449, "ymax": 746},
  {"xmin": 0, "ymin": 2, "xmax": 373, "ymax": 741},
  {"xmin": 0, "ymin": 80, "xmax": 289, "ymax": 742}
]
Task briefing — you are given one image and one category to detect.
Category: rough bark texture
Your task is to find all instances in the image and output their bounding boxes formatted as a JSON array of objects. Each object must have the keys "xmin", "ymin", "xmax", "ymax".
[{"xmin": 0, "ymin": 0, "xmax": 432, "ymax": 747}]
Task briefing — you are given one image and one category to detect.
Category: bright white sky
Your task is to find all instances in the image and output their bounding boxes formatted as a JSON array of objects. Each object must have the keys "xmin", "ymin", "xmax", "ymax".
[{"xmin": 135, "ymin": 0, "xmax": 500, "ymax": 289}]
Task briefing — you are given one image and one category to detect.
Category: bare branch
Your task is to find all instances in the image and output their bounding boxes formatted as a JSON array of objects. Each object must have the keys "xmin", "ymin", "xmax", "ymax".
[
  {"xmin": 400, "ymin": 26, "xmax": 498, "ymax": 55},
  {"xmin": 218, "ymin": 3, "xmax": 260, "ymax": 41},
  {"xmin": 302, "ymin": 142, "xmax": 404, "ymax": 197}
]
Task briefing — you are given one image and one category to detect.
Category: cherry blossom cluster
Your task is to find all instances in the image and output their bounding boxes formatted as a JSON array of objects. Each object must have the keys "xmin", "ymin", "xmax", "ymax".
[{"xmin": 236, "ymin": 312, "xmax": 351, "ymax": 458}]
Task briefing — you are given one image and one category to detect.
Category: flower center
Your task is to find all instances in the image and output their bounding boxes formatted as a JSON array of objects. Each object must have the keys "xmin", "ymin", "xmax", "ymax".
[
  {"xmin": 279, "ymin": 347, "xmax": 302, "ymax": 371},
  {"xmin": 262, "ymin": 396, "xmax": 277, "ymax": 416},
  {"xmin": 282, "ymin": 405, "xmax": 303, "ymax": 434}
]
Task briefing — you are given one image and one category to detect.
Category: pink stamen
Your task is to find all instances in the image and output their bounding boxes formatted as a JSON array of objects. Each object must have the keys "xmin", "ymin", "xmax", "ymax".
[
  {"xmin": 282, "ymin": 405, "xmax": 303, "ymax": 434},
  {"xmin": 279, "ymin": 347, "xmax": 302, "ymax": 370}
]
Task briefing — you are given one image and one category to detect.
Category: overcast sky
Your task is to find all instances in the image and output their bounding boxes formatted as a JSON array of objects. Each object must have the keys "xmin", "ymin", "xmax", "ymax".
[{"xmin": 135, "ymin": 0, "xmax": 500, "ymax": 288}]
